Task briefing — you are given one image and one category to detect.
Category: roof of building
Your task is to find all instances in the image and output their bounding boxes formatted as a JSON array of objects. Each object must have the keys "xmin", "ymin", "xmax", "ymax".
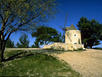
[{"xmin": 65, "ymin": 24, "xmax": 77, "ymax": 30}]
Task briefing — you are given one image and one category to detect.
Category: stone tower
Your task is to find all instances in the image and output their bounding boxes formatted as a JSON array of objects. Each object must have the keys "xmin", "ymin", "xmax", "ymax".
[{"xmin": 65, "ymin": 24, "xmax": 84, "ymax": 50}]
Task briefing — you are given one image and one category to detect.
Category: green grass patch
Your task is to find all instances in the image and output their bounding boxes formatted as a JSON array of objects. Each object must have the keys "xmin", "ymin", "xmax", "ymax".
[{"xmin": 1, "ymin": 50, "xmax": 81, "ymax": 77}]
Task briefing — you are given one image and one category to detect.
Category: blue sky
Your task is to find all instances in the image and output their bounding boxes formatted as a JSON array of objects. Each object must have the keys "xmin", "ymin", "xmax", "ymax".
[{"xmin": 10, "ymin": 0, "xmax": 102, "ymax": 47}]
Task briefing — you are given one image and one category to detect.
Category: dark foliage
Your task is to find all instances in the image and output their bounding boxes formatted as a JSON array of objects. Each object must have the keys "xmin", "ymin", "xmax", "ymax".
[
  {"xmin": 77, "ymin": 17, "xmax": 102, "ymax": 48},
  {"xmin": 32, "ymin": 26, "xmax": 62, "ymax": 47},
  {"xmin": 6, "ymin": 39, "xmax": 15, "ymax": 48}
]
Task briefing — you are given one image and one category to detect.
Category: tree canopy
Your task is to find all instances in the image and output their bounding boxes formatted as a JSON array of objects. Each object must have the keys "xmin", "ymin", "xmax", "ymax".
[
  {"xmin": 0, "ymin": 0, "xmax": 56, "ymax": 62},
  {"xmin": 77, "ymin": 17, "xmax": 102, "ymax": 48},
  {"xmin": 0, "ymin": 0, "xmax": 56, "ymax": 41},
  {"xmin": 32, "ymin": 26, "xmax": 62, "ymax": 47},
  {"xmin": 16, "ymin": 34, "xmax": 29, "ymax": 48}
]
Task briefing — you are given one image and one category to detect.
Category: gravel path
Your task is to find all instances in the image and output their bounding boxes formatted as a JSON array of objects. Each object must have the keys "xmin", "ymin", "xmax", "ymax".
[{"xmin": 55, "ymin": 49, "xmax": 102, "ymax": 77}]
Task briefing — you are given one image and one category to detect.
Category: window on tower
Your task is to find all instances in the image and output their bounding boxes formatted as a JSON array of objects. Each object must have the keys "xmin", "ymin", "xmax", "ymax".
[
  {"xmin": 74, "ymin": 34, "xmax": 76, "ymax": 36},
  {"xmin": 78, "ymin": 39, "xmax": 80, "ymax": 44},
  {"xmin": 74, "ymin": 43, "xmax": 77, "ymax": 44}
]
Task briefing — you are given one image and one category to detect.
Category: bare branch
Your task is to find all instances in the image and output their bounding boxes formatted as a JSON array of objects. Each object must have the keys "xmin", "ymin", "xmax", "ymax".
[
  {"xmin": 5, "ymin": 28, "xmax": 17, "ymax": 41},
  {"xmin": 5, "ymin": 32, "xmax": 12, "ymax": 41},
  {"xmin": 3, "ymin": 28, "xmax": 11, "ymax": 38}
]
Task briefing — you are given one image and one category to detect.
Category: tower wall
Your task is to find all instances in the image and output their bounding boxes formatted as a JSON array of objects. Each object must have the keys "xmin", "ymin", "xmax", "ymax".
[{"xmin": 65, "ymin": 30, "xmax": 82, "ymax": 44}]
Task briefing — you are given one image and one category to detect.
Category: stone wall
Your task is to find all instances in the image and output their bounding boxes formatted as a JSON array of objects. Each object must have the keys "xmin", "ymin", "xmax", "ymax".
[{"xmin": 43, "ymin": 42, "xmax": 84, "ymax": 51}]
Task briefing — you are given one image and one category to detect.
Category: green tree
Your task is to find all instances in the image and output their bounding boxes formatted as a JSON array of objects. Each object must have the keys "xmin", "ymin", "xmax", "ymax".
[
  {"xmin": 32, "ymin": 26, "xmax": 62, "ymax": 47},
  {"xmin": 16, "ymin": 34, "xmax": 29, "ymax": 48},
  {"xmin": 0, "ymin": 0, "xmax": 56, "ymax": 62},
  {"xmin": 6, "ymin": 39, "xmax": 14, "ymax": 48},
  {"xmin": 77, "ymin": 17, "xmax": 102, "ymax": 48}
]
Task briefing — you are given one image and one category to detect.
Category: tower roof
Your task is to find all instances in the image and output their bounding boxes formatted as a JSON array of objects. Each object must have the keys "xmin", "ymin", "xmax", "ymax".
[{"xmin": 65, "ymin": 24, "xmax": 77, "ymax": 30}]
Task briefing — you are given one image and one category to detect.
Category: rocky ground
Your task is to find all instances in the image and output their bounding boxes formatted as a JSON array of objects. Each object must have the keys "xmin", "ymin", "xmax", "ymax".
[{"xmin": 55, "ymin": 49, "xmax": 102, "ymax": 77}]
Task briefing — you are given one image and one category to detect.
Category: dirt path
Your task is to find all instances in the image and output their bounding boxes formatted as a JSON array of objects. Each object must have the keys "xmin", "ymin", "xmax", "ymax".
[{"xmin": 55, "ymin": 49, "xmax": 102, "ymax": 77}]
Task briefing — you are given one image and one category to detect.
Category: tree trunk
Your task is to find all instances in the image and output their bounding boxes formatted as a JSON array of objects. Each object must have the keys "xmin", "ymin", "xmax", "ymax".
[
  {"xmin": 0, "ymin": 40, "xmax": 2, "ymax": 64},
  {"xmin": 89, "ymin": 45, "xmax": 92, "ymax": 49},
  {"xmin": 0, "ymin": 40, "xmax": 6, "ymax": 63},
  {"xmin": 84, "ymin": 43, "xmax": 87, "ymax": 48},
  {"xmin": 0, "ymin": 49, "xmax": 2, "ymax": 64}
]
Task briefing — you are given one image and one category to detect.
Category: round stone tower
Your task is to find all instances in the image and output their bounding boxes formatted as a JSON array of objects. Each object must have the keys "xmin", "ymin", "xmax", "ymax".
[{"xmin": 65, "ymin": 24, "xmax": 84, "ymax": 50}]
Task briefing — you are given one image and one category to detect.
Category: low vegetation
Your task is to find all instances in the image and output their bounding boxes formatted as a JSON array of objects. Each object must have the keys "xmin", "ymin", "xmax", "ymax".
[
  {"xmin": 93, "ymin": 48, "xmax": 102, "ymax": 50},
  {"xmin": 0, "ymin": 50, "xmax": 81, "ymax": 77}
]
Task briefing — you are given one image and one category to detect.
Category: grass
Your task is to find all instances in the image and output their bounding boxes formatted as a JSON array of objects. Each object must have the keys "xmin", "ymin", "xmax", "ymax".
[{"xmin": 0, "ymin": 50, "xmax": 81, "ymax": 77}]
